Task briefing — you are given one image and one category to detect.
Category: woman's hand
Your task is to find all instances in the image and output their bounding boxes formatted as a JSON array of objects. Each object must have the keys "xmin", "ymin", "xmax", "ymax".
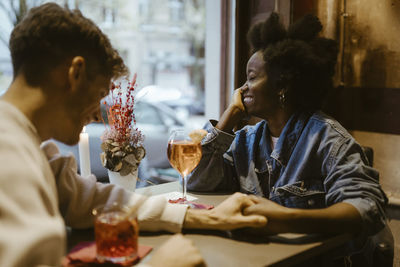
[
  {"xmin": 229, "ymin": 84, "xmax": 247, "ymax": 114},
  {"xmin": 243, "ymin": 195, "xmax": 292, "ymax": 234},
  {"xmin": 216, "ymin": 84, "xmax": 248, "ymax": 133},
  {"xmin": 244, "ymin": 195, "xmax": 291, "ymax": 218},
  {"xmin": 243, "ymin": 195, "xmax": 362, "ymax": 235}
]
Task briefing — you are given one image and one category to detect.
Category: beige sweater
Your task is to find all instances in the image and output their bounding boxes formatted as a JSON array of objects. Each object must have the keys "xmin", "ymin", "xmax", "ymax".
[{"xmin": 0, "ymin": 101, "xmax": 188, "ymax": 267}]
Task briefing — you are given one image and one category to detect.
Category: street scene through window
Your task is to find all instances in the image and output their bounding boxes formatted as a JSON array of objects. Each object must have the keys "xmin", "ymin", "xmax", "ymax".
[{"xmin": 0, "ymin": 0, "xmax": 207, "ymax": 184}]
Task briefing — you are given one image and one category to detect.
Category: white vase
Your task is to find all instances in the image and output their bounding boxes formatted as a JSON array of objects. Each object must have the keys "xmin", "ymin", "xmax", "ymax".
[{"xmin": 108, "ymin": 169, "xmax": 138, "ymax": 192}]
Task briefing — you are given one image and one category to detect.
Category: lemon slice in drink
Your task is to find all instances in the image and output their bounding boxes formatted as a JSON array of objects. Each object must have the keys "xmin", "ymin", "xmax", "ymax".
[{"xmin": 189, "ymin": 129, "xmax": 208, "ymax": 143}]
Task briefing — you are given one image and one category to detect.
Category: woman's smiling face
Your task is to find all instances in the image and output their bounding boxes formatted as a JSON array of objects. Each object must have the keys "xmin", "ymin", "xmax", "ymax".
[{"xmin": 243, "ymin": 51, "xmax": 279, "ymax": 119}]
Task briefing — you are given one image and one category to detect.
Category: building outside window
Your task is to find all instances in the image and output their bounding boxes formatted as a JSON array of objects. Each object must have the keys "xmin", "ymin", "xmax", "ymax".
[
  {"xmin": 0, "ymin": 0, "xmax": 206, "ymax": 120},
  {"xmin": 0, "ymin": 0, "xmax": 208, "ymax": 181}
]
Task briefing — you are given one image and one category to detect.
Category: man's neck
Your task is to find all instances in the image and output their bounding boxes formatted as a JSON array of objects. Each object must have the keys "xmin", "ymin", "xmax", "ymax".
[{"xmin": 1, "ymin": 76, "xmax": 47, "ymax": 139}]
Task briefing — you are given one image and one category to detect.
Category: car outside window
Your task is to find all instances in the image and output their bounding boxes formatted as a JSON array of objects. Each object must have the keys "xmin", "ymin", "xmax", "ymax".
[{"xmin": 135, "ymin": 102, "xmax": 163, "ymax": 126}]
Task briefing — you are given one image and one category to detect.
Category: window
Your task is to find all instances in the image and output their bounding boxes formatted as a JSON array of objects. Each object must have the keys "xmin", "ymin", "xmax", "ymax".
[
  {"xmin": 0, "ymin": 0, "xmax": 215, "ymax": 173},
  {"xmin": 90, "ymin": 0, "xmax": 206, "ymax": 120},
  {"xmin": 0, "ymin": 0, "xmax": 207, "ymax": 117}
]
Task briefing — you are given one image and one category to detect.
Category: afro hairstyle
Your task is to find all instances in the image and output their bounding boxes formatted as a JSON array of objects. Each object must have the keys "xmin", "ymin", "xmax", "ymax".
[{"xmin": 247, "ymin": 13, "xmax": 338, "ymax": 111}]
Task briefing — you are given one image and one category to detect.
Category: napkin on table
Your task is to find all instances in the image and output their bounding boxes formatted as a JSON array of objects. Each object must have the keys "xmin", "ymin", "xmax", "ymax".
[{"xmin": 62, "ymin": 241, "xmax": 152, "ymax": 267}]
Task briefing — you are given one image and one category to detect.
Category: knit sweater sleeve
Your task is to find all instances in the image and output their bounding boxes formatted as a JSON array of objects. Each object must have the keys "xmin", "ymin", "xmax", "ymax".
[{"xmin": 41, "ymin": 140, "xmax": 188, "ymax": 232}]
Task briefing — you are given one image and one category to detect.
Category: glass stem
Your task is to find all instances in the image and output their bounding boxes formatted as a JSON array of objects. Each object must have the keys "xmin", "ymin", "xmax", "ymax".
[{"xmin": 182, "ymin": 175, "xmax": 187, "ymax": 201}]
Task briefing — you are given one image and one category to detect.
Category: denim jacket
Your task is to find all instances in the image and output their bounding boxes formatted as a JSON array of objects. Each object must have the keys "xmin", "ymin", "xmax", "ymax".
[{"xmin": 187, "ymin": 111, "xmax": 387, "ymax": 237}]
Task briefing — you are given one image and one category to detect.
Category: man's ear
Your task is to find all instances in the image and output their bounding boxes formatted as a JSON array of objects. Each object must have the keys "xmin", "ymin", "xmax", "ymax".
[{"xmin": 68, "ymin": 56, "xmax": 86, "ymax": 92}]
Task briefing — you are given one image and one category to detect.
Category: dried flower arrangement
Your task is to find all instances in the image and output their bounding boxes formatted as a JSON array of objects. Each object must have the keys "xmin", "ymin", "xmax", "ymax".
[{"xmin": 100, "ymin": 74, "xmax": 145, "ymax": 176}]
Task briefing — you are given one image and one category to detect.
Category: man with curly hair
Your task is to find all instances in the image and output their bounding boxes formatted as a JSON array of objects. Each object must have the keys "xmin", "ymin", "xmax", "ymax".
[
  {"xmin": 188, "ymin": 13, "xmax": 389, "ymax": 265},
  {"xmin": 0, "ymin": 3, "xmax": 267, "ymax": 266}
]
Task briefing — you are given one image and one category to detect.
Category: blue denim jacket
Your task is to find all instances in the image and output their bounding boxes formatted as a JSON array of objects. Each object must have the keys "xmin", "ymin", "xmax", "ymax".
[{"xmin": 187, "ymin": 111, "xmax": 387, "ymax": 237}]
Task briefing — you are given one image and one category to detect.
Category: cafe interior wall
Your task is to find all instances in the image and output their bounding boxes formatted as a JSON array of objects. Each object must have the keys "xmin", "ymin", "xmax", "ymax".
[
  {"xmin": 312, "ymin": 0, "xmax": 400, "ymax": 197},
  {"xmin": 296, "ymin": 0, "xmax": 400, "ymax": 264}
]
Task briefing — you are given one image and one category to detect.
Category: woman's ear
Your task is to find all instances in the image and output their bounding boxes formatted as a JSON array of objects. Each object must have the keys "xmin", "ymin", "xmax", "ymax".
[{"xmin": 68, "ymin": 56, "xmax": 86, "ymax": 92}]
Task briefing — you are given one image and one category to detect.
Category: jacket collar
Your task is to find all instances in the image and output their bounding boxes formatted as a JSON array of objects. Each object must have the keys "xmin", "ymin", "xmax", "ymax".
[
  {"xmin": 269, "ymin": 111, "xmax": 311, "ymax": 167},
  {"xmin": 254, "ymin": 121, "xmax": 271, "ymax": 173}
]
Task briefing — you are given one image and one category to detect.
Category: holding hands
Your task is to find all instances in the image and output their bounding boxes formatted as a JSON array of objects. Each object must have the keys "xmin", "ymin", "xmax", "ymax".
[
  {"xmin": 152, "ymin": 193, "xmax": 268, "ymax": 267},
  {"xmin": 157, "ymin": 194, "xmax": 298, "ymax": 267},
  {"xmin": 183, "ymin": 192, "xmax": 267, "ymax": 230},
  {"xmin": 185, "ymin": 192, "xmax": 295, "ymax": 235},
  {"xmin": 243, "ymin": 195, "xmax": 293, "ymax": 235},
  {"xmin": 208, "ymin": 192, "xmax": 268, "ymax": 230}
]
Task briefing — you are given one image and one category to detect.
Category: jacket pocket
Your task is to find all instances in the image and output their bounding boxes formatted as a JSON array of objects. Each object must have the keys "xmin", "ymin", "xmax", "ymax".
[
  {"xmin": 238, "ymin": 168, "xmax": 266, "ymax": 195},
  {"xmin": 270, "ymin": 180, "xmax": 326, "ymax": 209}
]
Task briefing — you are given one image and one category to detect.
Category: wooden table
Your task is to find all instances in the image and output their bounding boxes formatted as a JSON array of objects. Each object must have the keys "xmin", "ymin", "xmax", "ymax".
[
  {"xmin": 135, "ymin": 182, "xmax": 351, "ymax": 267},
  {"xmin": 68, "ymin": 182, "xmax": 352, "ymax": 266}
]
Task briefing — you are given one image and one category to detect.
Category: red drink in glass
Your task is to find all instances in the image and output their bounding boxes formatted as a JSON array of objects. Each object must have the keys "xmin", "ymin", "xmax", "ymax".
[{"xmin": 94, "ymin": 207, "xmax": 139, "ymax": 263}]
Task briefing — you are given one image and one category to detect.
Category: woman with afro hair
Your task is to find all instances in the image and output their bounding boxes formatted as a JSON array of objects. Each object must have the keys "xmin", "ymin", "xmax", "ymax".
[{"xmin": 187, "ymin": 13, "xmax": 389, "ymax": 264}]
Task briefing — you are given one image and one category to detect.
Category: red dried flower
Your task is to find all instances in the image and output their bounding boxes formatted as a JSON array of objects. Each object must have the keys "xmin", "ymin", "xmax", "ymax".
[{"xmin": 102, "ymin": 74, "xmax": 144, "ymax": 147}]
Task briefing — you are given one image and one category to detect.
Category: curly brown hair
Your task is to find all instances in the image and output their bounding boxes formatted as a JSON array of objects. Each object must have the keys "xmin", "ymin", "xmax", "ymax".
[
  {"xmin": 247, "ymin": 13, "xmax": 338, "ymax": 111},
  {"xmin": 9, "ymin": 3, "xmax": 128, "ymax": 86}
]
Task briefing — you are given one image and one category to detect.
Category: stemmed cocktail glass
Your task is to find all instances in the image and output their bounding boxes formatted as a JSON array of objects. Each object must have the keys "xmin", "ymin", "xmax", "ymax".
[{"xmin": 167, "ymin": 129, "xmax": 202, "ymax": 203}]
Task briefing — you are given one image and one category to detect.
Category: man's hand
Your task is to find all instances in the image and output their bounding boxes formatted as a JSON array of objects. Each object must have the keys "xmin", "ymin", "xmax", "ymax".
[
  {"xmin": 183, "ymin": 192, "xmax": 267, "ymax": 230},
  {"xmin": 147, "ymin": 234, "xmax": 205, "ymax": 267}
]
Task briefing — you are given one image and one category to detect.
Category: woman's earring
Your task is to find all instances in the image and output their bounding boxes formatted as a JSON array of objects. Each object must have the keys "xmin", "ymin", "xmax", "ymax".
[{"xmin": 278, "ymin": 90, "xmax": 286, "ymax": 108}]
